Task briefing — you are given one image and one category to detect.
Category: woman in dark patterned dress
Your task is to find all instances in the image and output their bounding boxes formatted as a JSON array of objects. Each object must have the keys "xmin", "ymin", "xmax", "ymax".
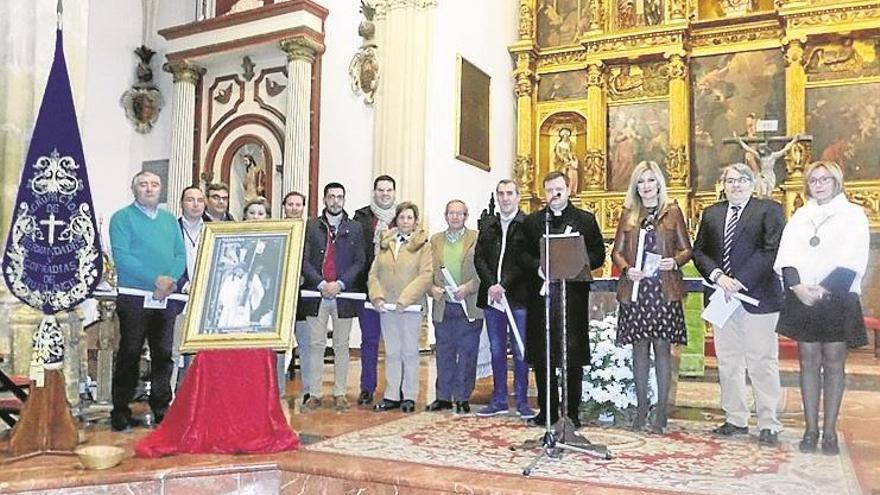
[{"xmin": 612, "ymin": 161, "xmax": 692, "ymax": 434}]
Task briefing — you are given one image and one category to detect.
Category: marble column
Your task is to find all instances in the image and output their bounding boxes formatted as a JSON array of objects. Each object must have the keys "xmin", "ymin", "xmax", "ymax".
[
  {"xmin": 371, "ymin": 0, "xmax": 437, "ymax": 211},
  {"xmin": 280, "ymin": 37, "xmax": 323, "ymax": 215},
  {"xmin": 162, "ymin": 61, "xmax": 205, "ymax": 217}
]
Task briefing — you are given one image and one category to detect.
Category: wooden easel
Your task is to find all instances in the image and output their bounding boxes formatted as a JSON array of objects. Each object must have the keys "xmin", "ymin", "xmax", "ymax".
[{"xmin": 4, "ymin": 369, "xmax": 78, "ymax": 463}]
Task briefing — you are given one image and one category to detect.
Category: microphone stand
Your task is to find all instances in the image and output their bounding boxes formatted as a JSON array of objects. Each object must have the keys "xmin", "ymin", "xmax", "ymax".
[{"xmin": 522, "ymin": 199, "xmax": 610, "ymax": 477}]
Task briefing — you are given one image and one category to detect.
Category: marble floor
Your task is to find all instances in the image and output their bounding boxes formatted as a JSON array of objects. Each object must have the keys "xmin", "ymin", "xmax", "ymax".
[{"xmin": 0, "ymin": 349, "xmax": 879, "ymax": 494}]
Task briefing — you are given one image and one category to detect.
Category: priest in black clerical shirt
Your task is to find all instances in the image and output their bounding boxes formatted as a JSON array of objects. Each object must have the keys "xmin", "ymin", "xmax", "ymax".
[{"xmin": 522, "ymin": 170, "xmax": 606, "ymax": 429}]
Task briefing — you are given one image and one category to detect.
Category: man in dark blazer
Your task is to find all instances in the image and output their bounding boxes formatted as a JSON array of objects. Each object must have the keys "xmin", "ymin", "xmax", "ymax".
[
  {"xmin": 522, "ymin": 171, "xmax": 606, "ymax": 429},
  {"xmin": 474, "ymin": 179, "xmax": 536, "ymax": 419},
  {"xmin": 301, "ymin": 182, "xmax": 365, "ymax": 412},
  {"xmin": 203, "ymin": 182, "xmax": 235, "ymax": 222},
  {"xmin": 693, "ymin": 162, "xmax": 785, "ymax": 446},
  {"xmin": 352, "ymin": 175, "xmax": 397, "ymax": 405}
]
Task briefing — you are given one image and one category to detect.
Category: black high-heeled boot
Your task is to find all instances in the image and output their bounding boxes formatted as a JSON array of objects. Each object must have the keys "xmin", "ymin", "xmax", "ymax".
[{"xmin": 799, "ymin": 430, "xmax": 819, "ymax": 453}]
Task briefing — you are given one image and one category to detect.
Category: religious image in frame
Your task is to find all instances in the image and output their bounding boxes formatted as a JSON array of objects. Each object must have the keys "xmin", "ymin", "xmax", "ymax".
[
  {"xmin": 455, "ymin": 55, "xmax": 491, "ymax": 171},
  {"xmin": 537, "ymin": 70, "xmax": 588, "ymax": 102},
  {"xmin": 536, "ymin": 0, "xmax": 591, "ymax": 48},
  {"xmin": 807, "ymin": 82, "xmax": 880, "ymax": 181},
  {"xmin": 690, "ymin": 49, "xmax": 786, "ymax": 191},
  {"xmin": 615, "ymin": 0, "xmax": 664, "ymax": 30},
  {"xmin": 607, "ymin": 101, "xmax": 669, "ymax": 191},
  {"xmin": 180, "ymin": 220, "xmax": 305, "ymax": 352}
]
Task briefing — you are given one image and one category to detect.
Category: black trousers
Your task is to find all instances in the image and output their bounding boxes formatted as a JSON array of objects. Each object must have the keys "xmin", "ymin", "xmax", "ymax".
[
  {"xmin": 534, "ymin": 363, "xmax": 583, "ymax": 422},
  {"xmin": 112, "ymin": 294, "xmax": 179, "ymax": 417}
]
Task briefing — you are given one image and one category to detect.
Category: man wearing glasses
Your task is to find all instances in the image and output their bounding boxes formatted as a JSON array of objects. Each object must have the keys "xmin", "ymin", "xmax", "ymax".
[
  {"xmin": 693, "ymin": 163, "xmax": 786, "ymax": 447},
  {"xmin": 203, "ymin": 183, "xmax": 235, "ymax": 222}
]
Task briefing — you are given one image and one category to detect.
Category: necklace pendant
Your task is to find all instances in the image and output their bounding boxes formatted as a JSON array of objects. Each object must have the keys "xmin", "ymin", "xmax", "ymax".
[{"xmin": 809, "ymin": 236, "xmax": 820, "ymax": 247}]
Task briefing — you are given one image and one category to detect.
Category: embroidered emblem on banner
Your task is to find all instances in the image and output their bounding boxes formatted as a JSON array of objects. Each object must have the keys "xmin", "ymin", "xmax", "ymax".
[{"xmin": 2, "ymin": 28, "xmax": 103, "ymax": 378}]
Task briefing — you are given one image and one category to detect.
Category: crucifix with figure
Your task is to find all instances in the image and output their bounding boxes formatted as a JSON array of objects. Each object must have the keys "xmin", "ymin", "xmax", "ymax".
[{"xmin": 722, "ymin": 116, "xmax": 812, "ymax": 198}]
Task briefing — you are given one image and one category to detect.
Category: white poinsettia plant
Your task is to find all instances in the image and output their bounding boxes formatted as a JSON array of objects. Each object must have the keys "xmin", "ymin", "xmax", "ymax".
[{"xmin": 581, "ymin": 314, "xmax": 655, "ymax": 421}]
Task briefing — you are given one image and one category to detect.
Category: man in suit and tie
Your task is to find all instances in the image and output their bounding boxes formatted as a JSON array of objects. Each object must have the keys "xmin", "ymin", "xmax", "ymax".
[{"xmin": 693, "ymin": 163, "xmax": 786, "ymax": 446}]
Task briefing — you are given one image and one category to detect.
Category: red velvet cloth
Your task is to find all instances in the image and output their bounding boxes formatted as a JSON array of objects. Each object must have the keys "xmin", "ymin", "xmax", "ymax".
[{"xmin": 135, "ymin": 349, "xmax": 299, "ymax": 458}]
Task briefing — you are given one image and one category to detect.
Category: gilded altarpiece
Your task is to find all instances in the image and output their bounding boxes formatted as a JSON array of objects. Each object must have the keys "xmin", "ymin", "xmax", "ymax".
[
  {"xmin": 512, "ymin": 0, "xmax": 880, "ymax": 373},
  {"xmin": 511, "ymin": 0, "xmax": 880, "ymax": 238}
]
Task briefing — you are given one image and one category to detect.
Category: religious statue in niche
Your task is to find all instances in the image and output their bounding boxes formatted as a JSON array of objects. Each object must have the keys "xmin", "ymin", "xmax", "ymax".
[
  {"xmin": 230, "ymin": 143, "xmax": 268, "ymax": 216},
  {"xmin": 553, "ymin": 128, "xmax": 580, "ymax": 193},
  {"xmin": 120, "ymin": 46, "xmax": 164, "ymax": 133},
  {"xmin": 350, "ymin": 0, "xmax": 379, "ymax": 104}
]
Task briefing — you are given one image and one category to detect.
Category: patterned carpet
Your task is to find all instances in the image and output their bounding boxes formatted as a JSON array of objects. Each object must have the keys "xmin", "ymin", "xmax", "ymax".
[{"xmin": 308, "ymin": 413, "xmax": 861, "ymax": 495}]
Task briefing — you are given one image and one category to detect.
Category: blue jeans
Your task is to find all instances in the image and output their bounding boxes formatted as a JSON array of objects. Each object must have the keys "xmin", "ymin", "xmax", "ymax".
[
  {"xmin": 484, "ymin": 305, "xmax": 529, "ymax": 408},
  {"xmin": 358, "ymin": 307, "xmax": 381, "ymax": 394},
  {"xmin": 434, "ymin": 304, "xmax": 482, "ymax": 402}
]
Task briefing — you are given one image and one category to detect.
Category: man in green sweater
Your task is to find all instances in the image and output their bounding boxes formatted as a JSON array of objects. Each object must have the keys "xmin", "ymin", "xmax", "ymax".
[{"xmin": 109, "ymin": 171, "xmax": 186, "ymax": 431}]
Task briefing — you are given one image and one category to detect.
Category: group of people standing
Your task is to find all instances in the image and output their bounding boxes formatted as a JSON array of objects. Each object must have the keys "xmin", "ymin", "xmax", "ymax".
[
  {"xmin": 108, "ymin": 158, "xmax": 870, "ymax": 458},
  {"xmin": 612, "ymin": 158, "xmax": 869, "ymax": 455}
]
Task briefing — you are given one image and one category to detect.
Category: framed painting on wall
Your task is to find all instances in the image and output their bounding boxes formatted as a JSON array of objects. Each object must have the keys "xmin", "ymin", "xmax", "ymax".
[
  {"xmin": 807, "ymin": 81, "xmax": 880, "ymax": 181},
  {"xmin": 455, "ymin": 55, "xmax": 491, "ymax": 171},
  {"xmin": 690, "ymin": 49, "xmax": 786, "ymax": 191},
  {"xmin": 180, "ymin": 220, "xmax": 305, "ymax": 352},
  {"xmin": 607, "ymin": 101, "xmax": 669, "ymax": 191}
]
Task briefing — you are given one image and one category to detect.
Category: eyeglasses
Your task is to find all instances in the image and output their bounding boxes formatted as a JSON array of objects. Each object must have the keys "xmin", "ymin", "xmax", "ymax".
[
  {"xmin": 446, "ymin": 211, "xmax": 467, "ymax": 217},
  {"xmin": 808, "ymin": 175, "xmax": 834, "ymax": 186},
  {"xmin": 724, "ymin": 177, "xmax": 752, "ymax": 185},
  {"xmin": 209, "ymin": 194, "xmax": 229, "ymax": 201}
]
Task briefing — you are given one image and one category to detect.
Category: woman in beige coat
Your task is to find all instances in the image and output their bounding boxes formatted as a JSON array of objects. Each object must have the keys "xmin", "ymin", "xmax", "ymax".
[{"xmin": 368, "ymin": 202, "xmax": 434, "ymax": 413}]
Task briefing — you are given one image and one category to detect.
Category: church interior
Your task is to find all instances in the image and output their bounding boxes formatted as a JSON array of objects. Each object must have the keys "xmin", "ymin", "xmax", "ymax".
[{"xmin": 2, "ymin": 0, "xmax": 880, "ymax": 493}]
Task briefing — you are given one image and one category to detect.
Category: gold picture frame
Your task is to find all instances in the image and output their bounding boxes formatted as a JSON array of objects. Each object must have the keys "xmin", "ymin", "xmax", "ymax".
[
  {"xmin": 180, "ymin": 219, "xmax": 305, "ymax": 352},
  {"xmin": 455, "ymin": 54, "xmax": 491, "ymax": 171}
]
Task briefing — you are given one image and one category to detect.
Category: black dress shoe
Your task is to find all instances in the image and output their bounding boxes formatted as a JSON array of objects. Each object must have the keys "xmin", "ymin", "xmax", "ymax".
[
  {"xmin": 426, "ymin": 399, "xmax": 453, "ymax": 412},
  {"xmin": 301, "ymin": 393, "xmax": 312, "ymax": 406},
  {"xmin": 454, "ymin": 401, "xmax": 471, "ymax": 414},
  {"xmin": 401, "ymin": 400, "xmax": 416, "ymax": 413},
  {"xmin": 526, "ymin": 414, "xmax": 558, "ymax": 428},
  {"xmin": 112, "ymin": 415, "xmax": 145, "ymax": 432},
  {"xmin": 799, "ymin": 431, "xmax": 819, "ymax": 453},
  {"xmin": 110, "ymin": 412, "xmax": 130, "ymax": 432},
  {"xmin": 712, "ymin": 422, "xmax": 749, "ymax": 436},
  {"xmin": 357, "ymin": 391, "xmax": 374, "ymax": 406},
  {"xmin": 758, "ymin": 429, "xmax": 778, "ymax": 446},
  {"xmin": 374, "ymin": 399, "xmax": 401, "ymax": 412},
  {"xmin": 821, "ymin": 433, "xmax": 840, "ymax": 455},
  {"xmin": 569, "ymin": 416, "xmax": 582, "ymax": 429},
  {"xmin": 153, "ymin": 409, "xmax": 167, "ymax": 426}
]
